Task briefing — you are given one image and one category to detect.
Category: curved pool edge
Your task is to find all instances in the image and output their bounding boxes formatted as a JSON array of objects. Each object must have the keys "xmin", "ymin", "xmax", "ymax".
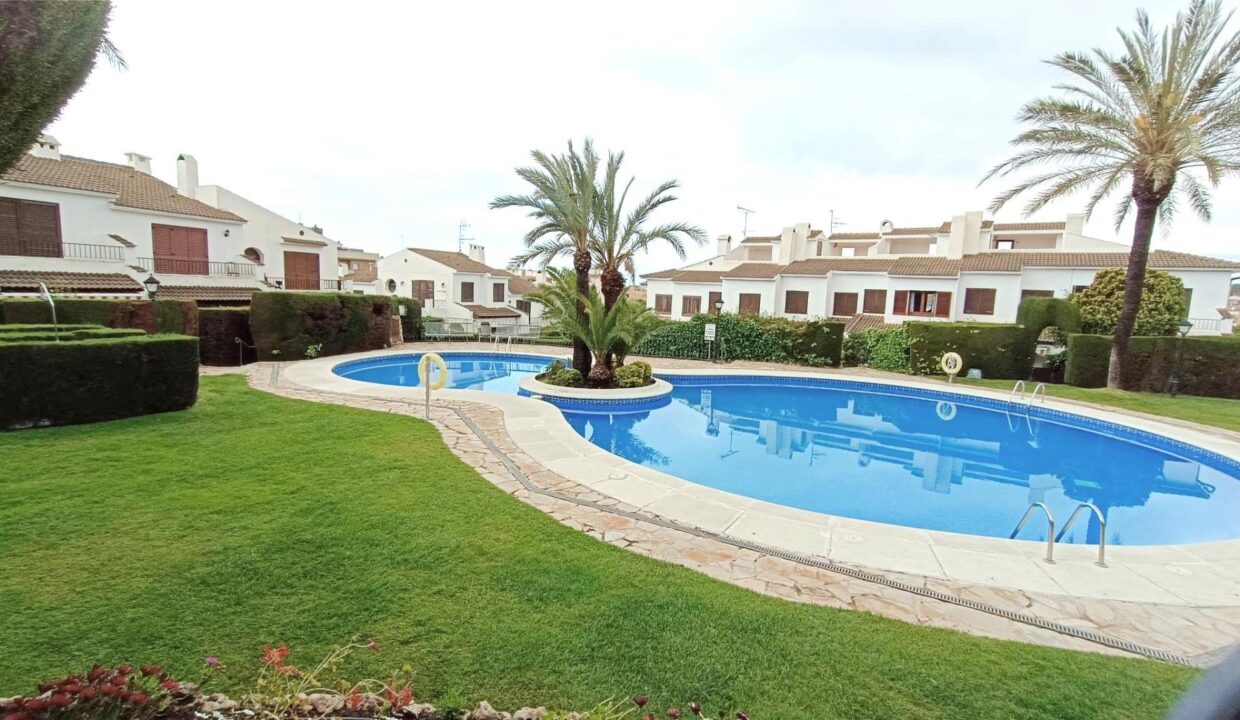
[{"xmin": 282, "ymin": 346, "xmax": 1240, "ymax": 607}]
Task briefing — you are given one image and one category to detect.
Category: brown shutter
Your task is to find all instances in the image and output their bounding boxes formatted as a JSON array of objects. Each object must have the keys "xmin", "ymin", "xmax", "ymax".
[
  {"xmin": 833, "ymin": 292, "xmax": 858, "ymax": 316},
  {"xmin": 892, "ymin": 290, "xmax": 909, "ymax": 316},
  {"xmin": 708, "ymin": 291, "xmax": 722, "ymax": 314},
  {"xmin": 0, "ymin": 198, "xmax": 19, "ymax": 256},
  {"xmin": 416, "ymin": 280, "xmax": 434, "ymax": 301},
  {"xmin": 863, "ymin": 289, "xmax": 886, "ymax": 314},
  {"xmin": 739, "ymin": 293, "xmax": 761, "ymax": 315},
  {"xmin": 461, "ymin": 282, "xmax": 474, "ymax": 302},
  {"xmin": 681, "ymin": 295, "xmax": 701, "ymax": 315},
  {"xmin": 655, "ymin": 294, "xmax": 672, "ymax": 313},
  {"xmin": 19, "ymin": 200, "xmax": 61, "ymax": 257},
  {"xmin": 934, "ymin": 291, "xmax": 952, "ymax": 318},
  {"xmin": 283, "ymin": 251, "xmax": 320, "ymax": 289},
  {"xmin": 493, "ymin": 282, "xmax": 505, "ymax": 302},
  {"xmin": 784, "ymin": 290, "xmax": 808, "ymax": 314},
  {"xmin": 964, "ymin": 288, "xmax": 996, "ymax": 315}
]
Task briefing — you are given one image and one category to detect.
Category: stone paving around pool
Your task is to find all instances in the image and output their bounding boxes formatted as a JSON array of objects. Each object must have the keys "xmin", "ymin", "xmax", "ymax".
[{"xmin": 203, "ymin": 348, "xmax": 1240, "ymax": 667}]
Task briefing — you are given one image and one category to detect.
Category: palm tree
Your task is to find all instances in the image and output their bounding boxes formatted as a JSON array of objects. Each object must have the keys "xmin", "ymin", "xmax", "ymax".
[
  {"xmin": 612, "ymin": 299, "xmax": 662, "ymax": 365},
  {"xmin": 557, "ymin": 290, "xmax": 633, "ymax": 387},
  {"xmin": 522, "ymin": 267, "xmax": 579, "ymax": 326},
  {"xmin": 982, "ymin": 0, "xmax": 1240, "ymax": 388},
  {"xmin": 492, "ymin": 139, "xmax": 600, "ymax": 376},
  {"xmin": 592, "ymin": 151, "xmax": 707, "ymax": 310}
]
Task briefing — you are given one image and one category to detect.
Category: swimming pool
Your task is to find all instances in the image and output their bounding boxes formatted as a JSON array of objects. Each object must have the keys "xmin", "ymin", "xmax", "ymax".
[
  {"xmin": 333, "ymin": 352, "xmax": 558, "ymax": 394},
  {"xmin": 334, "ymin": 353, "xmax": 1240, "ymax": 545}
]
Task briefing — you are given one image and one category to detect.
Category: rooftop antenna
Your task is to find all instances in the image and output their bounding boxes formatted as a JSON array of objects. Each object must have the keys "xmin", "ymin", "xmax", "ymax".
[
  {"xmin": 736, "ymin": 205, "xmax": 755, "ymax": 238},
  {"xmin": 829, "ymin": 209, "xmax": 846, "ymax": 235},
  {"xmin": 458, "ymin": 220, "xmax": 473, "ymax": 253}
]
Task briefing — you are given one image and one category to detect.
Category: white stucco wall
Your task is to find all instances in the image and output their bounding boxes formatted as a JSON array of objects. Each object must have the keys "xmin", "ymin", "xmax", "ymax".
[
  {"xmin": 956, "ymin": 272, "xmax": 1023, "ymax": 323},
  {"xmin": 777, "ymin": 275, "xmax": 829, "ymax": 318},
  {"xmin": 822, "ymin": 273, "xmax": 889, "ymax": 316},
  {"xmin": 722, "ymin": 278, "xmax": 777, "ymax": 316},
  {"xmin": 885, "ymin": 276, "xmax": 959, "ymax": 323},
  {"xmin": 377, "ymin": 250, "xmax": 539, "ymax": 324},
  {"xmin": 195, "ymin": 185, "xmax": 339, "ymax": 282}
]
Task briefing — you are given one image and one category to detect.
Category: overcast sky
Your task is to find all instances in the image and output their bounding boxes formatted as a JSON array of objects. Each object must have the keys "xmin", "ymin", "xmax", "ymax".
[{"xmin": 47, "ymin": 0, "xmax": 1240, "ymax": 273}]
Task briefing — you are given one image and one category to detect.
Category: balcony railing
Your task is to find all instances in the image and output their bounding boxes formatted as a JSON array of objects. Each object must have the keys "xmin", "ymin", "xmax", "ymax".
[
  {"xmin": 63, "ymin": 243, "xmax": 124, "ymax": 262},
  {"xmin": 265, "ymin": 277, "xmax": 342, "ymax": 291},
  {"xmin": 139, "ymin": 257, "xmax": 256, "ymax": 277}
]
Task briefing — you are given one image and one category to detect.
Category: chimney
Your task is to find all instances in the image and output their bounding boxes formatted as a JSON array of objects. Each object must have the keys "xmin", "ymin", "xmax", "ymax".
[
  {"xmin": 125, "ymin": 152, "xmax": 152, "ymax": 174},
  {"xmin": 716, "ymin": 234, "xmax": 732, "ymax": 256},
  {"xmin": 29, "ymin": 134, "xmax": 61, "ymax": 160},
  {"xmin": 1065, "ymin": 213, "xmax": 1085, "ymax": 236},
  {"xmin": 177, "ymin": 154, "xmax": 199, "ymax": 197},
  {"xmin": 467, "ymin": 243, "xmax": 486, "ymax": 265}
]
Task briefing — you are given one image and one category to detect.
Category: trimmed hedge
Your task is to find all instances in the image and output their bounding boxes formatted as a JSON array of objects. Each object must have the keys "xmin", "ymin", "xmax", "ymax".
[
  {"xmin": 0, "ymin": 327, "xmax": 147, "ymax": 343},
  {"xmin": 0, "ymin": 323, "xmax": 104, "ymax": 334},
  {"xmin": 0, "ymin": 335, "xmax": 199, "ymax": 430},
  {"xmin": 633, "ymin": 313, "xmax": 844, "ymax": 366},
  {"xmin": 249, "ymin": 292, "xmax": 394, "ymax": 360},
  {"xmin": 198, "ymin": 308, "xmax": 253, "ymax": 366},
  {"xmin": 1016, "ymin": 296, "xmax": 1081, "ymax": 337},
  {"xmin": 0, "ymin": 298, "xmax": 198, "ymax": 334},
  {"xmin": 843, "ymin": 327, "xmax": 912, "ymax": 373},
  {"xmin": 1065, "ymin": 334, "xmax": 1240, "ymax": 398},
  {"xmin": 392, "ymin": 297, "xmax": 422, "ymax": 341},
  {"xmin": 906, "ymin": 322, "xmax": 1032, "ymax": 379}
]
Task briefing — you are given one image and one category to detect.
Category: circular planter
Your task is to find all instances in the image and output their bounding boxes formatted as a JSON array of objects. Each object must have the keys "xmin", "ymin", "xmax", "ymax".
[{"xmin": 518, "ymin": 374, "xmax": 674, "ymax": 402}]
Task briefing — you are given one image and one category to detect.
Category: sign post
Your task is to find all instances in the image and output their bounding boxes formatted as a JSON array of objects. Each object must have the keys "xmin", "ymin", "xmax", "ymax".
[{"xmin": 704, "ymin": 323, "xmax": 717, "ymax": 362}]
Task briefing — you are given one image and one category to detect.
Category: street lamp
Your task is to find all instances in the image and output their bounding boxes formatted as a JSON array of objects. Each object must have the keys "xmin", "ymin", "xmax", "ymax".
[
  {"xmin": 143, "ymin": 274, "xmax": 161, "ymax": 301},
  {"xmin": 713, "ymin": 299, "xmax": 725, "ymax": 314},
  {"xmin": 1169, "ymin": 320, "xmax": 1193, "ymax": 397}
]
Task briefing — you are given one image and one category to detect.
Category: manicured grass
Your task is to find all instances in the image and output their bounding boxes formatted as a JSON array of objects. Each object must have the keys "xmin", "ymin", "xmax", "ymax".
[
  {"xmin": 938, "ymin": 377, "xmax": 1240, "ymax": 433},
  {"xmin": 0, "ymin": 376, "xmax": 1198, "ymax": 718}
]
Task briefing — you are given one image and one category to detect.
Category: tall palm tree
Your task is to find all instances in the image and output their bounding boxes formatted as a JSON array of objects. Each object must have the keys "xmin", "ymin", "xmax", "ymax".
[
  {"xmin": 982, "ymin": 0, "xmax": 1240, "ymax": 388},
  {"xmin": 493, "ymin": 139, "xmax": 600, "ymax": 376},
  {"xmin": 592, "ymin": 151, "xmax": 707, "ymax": 310},
  {"xmin": 557, "ymin": 290, "xmax": 634, "ymax": 387}
]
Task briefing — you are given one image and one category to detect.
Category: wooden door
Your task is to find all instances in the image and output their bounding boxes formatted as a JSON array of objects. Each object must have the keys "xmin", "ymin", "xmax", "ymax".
[{"xmin": 283, "ymin": 251, "xmax": 321, "ymax": 290}]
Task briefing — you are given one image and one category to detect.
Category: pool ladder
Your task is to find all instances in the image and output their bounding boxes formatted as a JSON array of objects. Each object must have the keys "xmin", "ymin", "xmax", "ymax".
[
  {"xmin": 1009, "ymin": 502, "xmax": 1107, "ymax": 566},
  {"xmin": 1008, "ymin": 380, "xmax": 1047, "ymax": 406}
]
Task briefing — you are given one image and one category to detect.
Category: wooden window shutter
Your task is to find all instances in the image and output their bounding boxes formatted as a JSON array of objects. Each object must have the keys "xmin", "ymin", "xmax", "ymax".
[
  {"xmin": 0, "ymin": 198, "xmax": 19, "ymax": 256},
  {"xmin": 18, "ymin": 200, "xmax": 61, "ymax": 257},
  {"xmin": 461, "ymin": 282, "xmax": 474, "ymax": 302},
  {"xmin": 863, "ymin": 289, "xmax": 886, "ymax": 314},
  {"xmin": 964, "ymin": 288, "xmax": 996, "ymax": 315},
  {"xmin": 892, "ymin": 290, "xmax": 909, "ymax": 316},
  {"xmin": 681, "ymin": 295, "xmax": 701, "ymax": 315},
  {"xmin": 739, "ymin": 293, "xmax": 761, "ymax": 315},
  {"xmin": 655, "ymin": 294, "xmax": 672, "ymax": 313},
  {"xmin": 833, "ymin": 292, "xmax": 858, "ymax": 316},
  {"xmin": 708, "ymin": 291, "xmax": 722, "ymax": 314},
  {"xmin": 934, "ymin": 291, "xmax": 952, "ymax": 318},
  {"xmin": 784, "ymin": 290, "xmax": 808, "ymax": 314},
  {"xmin": 493, "ymin": 282, "xmax": 505, "ymax": 302}
]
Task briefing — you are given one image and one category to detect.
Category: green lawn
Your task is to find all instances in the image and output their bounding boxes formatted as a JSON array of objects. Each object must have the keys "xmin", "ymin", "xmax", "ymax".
[
  {"xmin": 0, "ymin": 376, "xmax": 1199, "ymax": 719},
  {"xmin": 936, "ymin": 377, "xmax": 1240, "ymax": 433}
]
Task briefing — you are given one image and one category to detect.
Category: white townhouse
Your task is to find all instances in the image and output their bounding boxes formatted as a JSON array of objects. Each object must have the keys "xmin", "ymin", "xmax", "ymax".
[
  {"xmin": 377, "ymin": 244, "xmax": 543, "ymax": 326},
  {"xmin": 0, "ymin": 136, "xmax": 347, "ymax": 305},
  {"xmin": 644, "ymin": 211, "xmax": 1240, "ymax": 335}
]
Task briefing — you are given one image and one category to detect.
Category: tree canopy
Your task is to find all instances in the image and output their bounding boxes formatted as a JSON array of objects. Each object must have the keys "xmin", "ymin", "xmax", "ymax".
[{"xmin": 1072, "ymin": 268, "xmax": 1188, "ymax": 336}]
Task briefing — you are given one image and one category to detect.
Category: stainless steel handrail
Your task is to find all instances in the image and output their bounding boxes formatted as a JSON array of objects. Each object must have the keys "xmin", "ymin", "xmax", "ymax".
[
  {"xmin": 1009, "ymin": 502, "xmax": 1056, "ymax": 563},
  {"xmin": 1055, "ymin": 502, "xmax": 1107, "ymax": 567},
  {"xmin": 1009, "ymin": 380, "xmax": 1027, "ymax": 403},
  {"xmin": 1029, "ymin": 382, "xmax": 1047, "ymax": 406}
]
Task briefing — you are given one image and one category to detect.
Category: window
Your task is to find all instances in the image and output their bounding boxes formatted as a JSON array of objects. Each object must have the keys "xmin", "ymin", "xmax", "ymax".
[
  {"xmin": 516, "ymin": 299, "xmax": 532, "ymax": 315},
  {"xmin": 963, "ymin": 288, "xmax": 996, "ymax": 315},
  {"xmin": 492, "ymin": 282, "xmax": 505, "ymax": 302},
  {"xmin": 832, "ymin": 292, "xmax": 858, "ymax": 316},
  {"xmin": 153, "ymin": 224, "xmax": 209, "ymax": 274},
  {"xmin": 386, "ymin": 279, "xmax": 397, "ymax": 294},
  {"xmin": 1071, "ymin": 285, "xmax": 1090, "ymax": 295},
  {"xmin": 738, "ymin": 293, "xmax": 762, "ymax": 315},
  {"xmin": 995, "ymin": 239, "xmax": 1015, "ymax": 250},
  {"xmin": 784, "ymin": 290, "xmax": 809, "ymax": 314},
  {"xmin": 708, "ymin": 291, "xmax": 722, "ymax": 314},
  {"xmin": 1182, "ymin": 288, "xmax": 1193, "ymax": 317},
  {"xmin": 414, "ymin": 280, "xmax": 434, "ymax": 302},
  {"xmin": 894, "ymin": 290, "xmax": 952, "ymax": 317},
  {"xmin": 654, "ymin": 294, "xmax": 672, "ymax": 314},
  {"xmin": 863, "ymin": 289, "xmax": 887, "ymax": 314},
  {"xmin": 243, "ymin": 247, "xmax": 264, "ymax": 265},
  {"xmin": 682, "ymin": 295, "xmax": 702, "ymax": 315},
  {"xmin": 0, "ymin": 197, "xmax": 61, "ymax": 258},
  {"xmin": 460, "ymin": 282, "xmax": 474, "ymax": 302},
  {"xmin": 841, "ymin": 246, "xmax": 856, "ymax": 257},
  {"xmin": 1021, "ymin": 289, "xmax": 1054, "ymax": 301}
]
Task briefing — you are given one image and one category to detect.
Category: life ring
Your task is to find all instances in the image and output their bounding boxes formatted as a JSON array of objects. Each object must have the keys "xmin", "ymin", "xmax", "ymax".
[
  {"xmin": 936, "ymin": 401, "xmax": 958, "ymax": 421},
  {"xmin": 940, "ymin": 352, "xmax": 963, "ymax": 376},
  {"xmin": 418, "ymin": 352, "xmax": 448, "ymax": 390}
]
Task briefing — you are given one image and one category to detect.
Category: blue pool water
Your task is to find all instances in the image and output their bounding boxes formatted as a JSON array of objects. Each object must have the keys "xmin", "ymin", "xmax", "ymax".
[
  {"xmin": 334, "ymin": 353, "xmax": 1240, "ymax": 545},
  {"xmin": 333, "ymin": 352, "xmax": 557, "ymax": 394}
]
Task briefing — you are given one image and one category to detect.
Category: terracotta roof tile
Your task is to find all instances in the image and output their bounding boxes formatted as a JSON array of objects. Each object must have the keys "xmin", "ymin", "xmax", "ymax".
[
  {"xmin": 641, "ymin": 268, "xmax": 682, "ymax": 279},
  {"xmin": 740, "ymin": 235, "xmax": 780, "ymax": 244},
  {"xmin": 501, "ymin": 272, "xmax": 539, "ymax": 294},
  {"xmin": 159, "ymin": 285, "xmax": 258, "ymax": 302},
  {"xmin": 992, "ymin": 221, "xmax": 1065, "ymax": 231},
  {"xmin": 409, "ymin": 248, "xmax": 499, "ymax": 275},
  {"xmin": 463, "ymin": 304, "xmax": 521, "ymax": 318},
  {"xmin": 783, "ymin": 258, "xmax": 894, "ymax": 275},
  {"xmin": 2, "ymin": 154, "xmax": 245, "ymax": 222},
  {"xmin": 887, "ymin": 226, "xmax": 943, "ymax": 236},
  {"xmin": 673, "ymin": 270, "xmax": 724, "ymax": 283},
  {"xmin": 281, "ymin": 236, "xmax": 328, "ymax": 247},
  {"xmin": 0, "ymin": 270, "xmax": 142, "ymax": 293},
  {"xmin": 827, "ymin": 313, "xmax": 897, "ymax": 333},
  {"xmin": 828, "ymin": 232, "xmax": 880, "ymax": 240},
  {"xmin": 722, "ymin": 263, "xmax": 784, "ymax": 279},
  {"xmin": 963, "ymin": 250, "xmax": 1240, "ymax": 271},
  {"xmin": 888, "ymin": 257, "xmax": 962, "ymax": 276}
]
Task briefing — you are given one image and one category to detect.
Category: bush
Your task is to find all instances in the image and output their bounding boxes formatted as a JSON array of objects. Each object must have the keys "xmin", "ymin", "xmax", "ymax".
[
  {"xmin": 198, "ymin": 308, "xmax": 253, "ymax": 366},
  {"xmin": 1064, "ymin": 333, "xmax": 1240, "ymax": 398},
  {"xmin": 392, "ymin": 297, "xmax": 422, "ymax": 341},
  {"xmin": 538, "ymin": 359, "xmax": 584, "ymax": 387},
  {"xmin": 0, "ymin": 335, "xmax": 199, "ymax": 430},
  {"xmin": 632, "ymin": 313, "xmax": 844, "ymax": 366},
  {"xmin": 614, "ymin": 361, "xmax": 653, "ymax": 388},
  {"xmin": 0, "ymin": 323, "xmax": 104, "ymax": 334},
  {"xmin": 249, "ymin": 292, "xmax": 394, "ymax": 360},
  {"xmin": 907, "ymin": 322, "xmax": 1032, "ymax": 379},
  {"xmin": 844, "ymin": 327, "xmax": 912, "ymax": 372},
  {"xmin": 0, "ymin": 327, "xmax": 146, "ymax": 343},
  {"xmin": 1071, "ymin": 267, "xmax": 1186, "ymax": 336},
  {"xmin": 0, "ymin": 298, "xmax": 198, "ymax": 334}
]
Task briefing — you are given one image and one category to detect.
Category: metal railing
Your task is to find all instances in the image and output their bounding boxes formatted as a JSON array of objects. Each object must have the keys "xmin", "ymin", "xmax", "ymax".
[
  {"xmin": 63, "ymin": 242, "xmax": 124, "ymax": 261},
  {"xmin": 1010, "ymin": 502, "xmax": 1056, "ymax": 563},
  {"xmin": 1056, "ymin": 502, "xmax": 1108, "ymax": 567},
  {"xmin": 1009, "ymin": 380, "xmax": 1047, "ymax": 406},
  {"xmin": 139, "ymin": 257, "xmax": 256, "ymax": 277},
  {"xmin": 422, "ymin": 321, "xmax": 554, "ymax": 343},
  {"xmin": 264, "ymin": 277, "xmax": 341, "ymax": 291}
]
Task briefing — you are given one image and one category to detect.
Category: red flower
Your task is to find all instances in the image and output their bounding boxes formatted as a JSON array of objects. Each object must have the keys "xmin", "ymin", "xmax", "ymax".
[
  {"xmin": 345, "ymin": 694, "xmax": 364, "ymax": 711},
  {"xmin": 261, "ymin": 644, "xmax": 290, "ymax": 666},
  {"xmin": 21, "ymin": 699, "xmax": 48, "ymax": 712},
  {"xmin": 36, "ymin": 683, "xmax": 55, "ymax": 694},
  {"xmin": 115, "ymin": 665, "xmax": 133, "ymax": 675},
  {"xmin": 367, "ymin": 640, "xmax": 381, "ymax": 653},
  {"xmin": 668, "ymin": 709, "xmax": 682, "ymax": 719},
  {"xmin": 634, "ymin": 696, "xmax": 650, "ymax": 707},
  {"xmin": 689, "ymin": 702, "xmax": 702, "ymax": 716},
  {"xmin": 3, "ymin": 711, "xmax": 30, "ymax": 720},
  {"xmin": 161, "ymin": 680, "xmax": 181, "ymax": 691},
  {"xmin": 99, "ymin": 684, "xmax": 121, "ymax": 698},
  {"xmin": 58, "ymin": 682, "xmax": 82, "ymax": 694},
  {"xmin": 140, "ymin": 665, "xmax": 163, "ymax": 677},
  {"xmin": 128, "ymin": 692, "xmax": 149, "ymax": 705},
  {"xmin": 79, "ymin": 687, "xmax": 98, "ymax": 700},
  {"xmin": 87, "ymin": 665, "xmax": 109, "ymax": 683},
  {"xmin": 47, "ymin": 693, "xmax": 72, "ymax": 708},
  {"xmin": 385, "ymin": 686, "xmax": 412, "ymax": 709}
]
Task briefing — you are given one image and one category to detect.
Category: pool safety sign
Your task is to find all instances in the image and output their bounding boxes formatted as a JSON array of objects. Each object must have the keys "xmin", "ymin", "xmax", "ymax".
[{"xmin": 704, "ymin": 323, "xmax": 717, "ymax": 341}]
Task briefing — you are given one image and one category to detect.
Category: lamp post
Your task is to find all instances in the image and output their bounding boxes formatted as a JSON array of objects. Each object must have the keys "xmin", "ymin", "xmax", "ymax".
[
  {"xmin": 1169, "ymin": 320, "xmax": 1193, "ymax": 398},
  {"xmin": 143, "ymin": 274, "xmax": 161, "ymax": 301},
  {"xmin": 713, "ymin": 299, "xmax": 725, "ymax": 314}
]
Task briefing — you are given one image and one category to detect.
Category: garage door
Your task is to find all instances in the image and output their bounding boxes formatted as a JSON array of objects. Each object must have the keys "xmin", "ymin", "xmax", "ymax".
[{"xmin": 283, "ymin": 251, "xmax": 321, "ymax": 290}]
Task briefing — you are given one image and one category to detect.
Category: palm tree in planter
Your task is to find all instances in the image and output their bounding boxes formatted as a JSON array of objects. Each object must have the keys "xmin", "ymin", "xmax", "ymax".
[
  {"xmin": 592, "ymin": 151, "xmax": 707, "ymax": 310},
  {"xmin": 558, "ymin": 290, "xmax": 634, "ymax": 387},
  {"xmin": 982, "ymin": 0, "xmax": 1240, "ymax": 388},
  {"xmin": 493, "ymin": 139, "xmax": 601, "ymax": 377}
]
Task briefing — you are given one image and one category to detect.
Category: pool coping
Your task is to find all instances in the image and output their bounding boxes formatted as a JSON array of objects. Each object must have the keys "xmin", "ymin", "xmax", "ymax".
[{"xmin": 284, "ymin": 347, "xmax": 1240, "ymax": 608}]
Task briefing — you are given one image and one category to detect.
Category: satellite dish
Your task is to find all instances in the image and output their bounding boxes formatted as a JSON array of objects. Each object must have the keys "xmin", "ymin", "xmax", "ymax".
[{"xmin": 879, "ymin": 220, "xmax": 894, "ymax": 233}]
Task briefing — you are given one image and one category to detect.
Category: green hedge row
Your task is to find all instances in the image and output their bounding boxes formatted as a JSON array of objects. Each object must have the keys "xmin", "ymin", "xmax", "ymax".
[
  {"xmin": 0, "ymin": 327, "xmax": 147, "ymax": 343},
  {"xmin": 249, "ymin": 292, "xmax": 394, "ymax": 360},
  {"xmin": 198, "ymin": 308, "xmax": 253, "ymax": 366},
  {"xmin": 1065, "ymin": 334, "xmax": 1240, "ymax": 398},
  {"xmin": 392, "ymin": 297, "xmax": 422, "ymax": 342},
  {"xmin": 632, "ymin": 313, "xmax": 844, "ymax": 366},
  {"xmin": 0, "ymin": 335, "xmax": 199, "ymax": 430},
  {"xmin": 0, "ymin": 298, "xmax": 198, "ymax": 334},
  {"xmin": 0, "ymin": 323, "xmax": 104, "ymax": 334},
  {"xmin": 906, "ymin": 322, "xmax": 1033, "ymax": 379},
  {"xmin": 842, "ymin": 327, "xmax": 912, "ymax": 372}
]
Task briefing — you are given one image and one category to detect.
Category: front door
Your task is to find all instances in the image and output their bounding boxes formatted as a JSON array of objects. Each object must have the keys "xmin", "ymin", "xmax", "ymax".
[{"xmin": 283, "ymin": 251, "xmax": 320, "ymax": 290}]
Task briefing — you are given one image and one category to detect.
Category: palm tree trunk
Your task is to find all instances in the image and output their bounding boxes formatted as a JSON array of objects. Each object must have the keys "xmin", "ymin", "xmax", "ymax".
[
  {"xmin": 1107, "ymin": 176, "xmax": 1169, "ymax": 389},
  {"xmin": 600, "ymin": 268, "xmax": 626, "ymax": 310},
  {"xmin": 572, "ymin": 247, "xmax": 592, "ymax": 377}
]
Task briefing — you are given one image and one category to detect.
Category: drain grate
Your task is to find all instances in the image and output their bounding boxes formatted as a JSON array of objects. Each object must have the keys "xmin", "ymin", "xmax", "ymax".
[{"xmin": 452, "ymin": 408, "xmax": 1194, "ymax": 667}]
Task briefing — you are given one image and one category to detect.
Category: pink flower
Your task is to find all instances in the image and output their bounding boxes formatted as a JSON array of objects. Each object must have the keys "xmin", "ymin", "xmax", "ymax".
[
  {"xmin": 205, "ymin": 656, "xmax": 220, "ymax": 667},
  {"xmin": 261, "ymin": 644, "xmax": 290, "ymax": 666}
]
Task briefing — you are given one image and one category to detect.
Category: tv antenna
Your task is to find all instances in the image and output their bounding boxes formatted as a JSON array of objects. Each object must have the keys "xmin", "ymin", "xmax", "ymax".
[
  {"xmin": 458, "ymin": 220, "xmax": 474, "ymax": 253},
  {"xmin": 829, "ymin": 209, "xmax": 846, "ymax": 235},
  {"xmin": 736, "ymin": 205, "xmax": 756, "ymax": 238}
]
